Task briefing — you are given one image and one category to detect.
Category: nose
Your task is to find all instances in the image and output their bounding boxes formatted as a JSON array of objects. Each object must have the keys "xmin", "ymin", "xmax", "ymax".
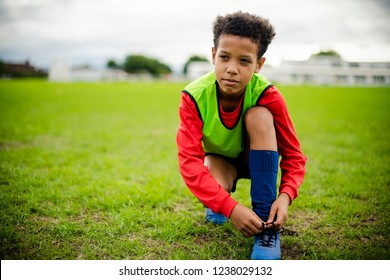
[{"xmin": 226, "ymin": 61, "xmax": 238, "ymax": 75}]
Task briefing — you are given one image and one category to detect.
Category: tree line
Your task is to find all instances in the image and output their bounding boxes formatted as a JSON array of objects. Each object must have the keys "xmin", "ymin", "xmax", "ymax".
[
  {"xmin": 107, "ymin": 50, "xmax": 342, "ymax": 77},
  {"xmin": 0, "ymin": 50, "xmax": 342, "ymax": 79},
  {"xmin": 107, "ymin": 55, "xmax": 171, "ymax": 77},
  {"xmin": 107, "ymin": 55, "xmax": 209, "ymax": 77}
]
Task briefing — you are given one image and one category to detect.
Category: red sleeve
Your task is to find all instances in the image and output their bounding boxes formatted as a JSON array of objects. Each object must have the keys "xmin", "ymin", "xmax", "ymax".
[
  {"xmin": 176, "ymin": 92, "xmax": 238, "ymax": 217},
  {"xmin": 258, "ymin": 86, "xmax": 307, "ymax": 202}
]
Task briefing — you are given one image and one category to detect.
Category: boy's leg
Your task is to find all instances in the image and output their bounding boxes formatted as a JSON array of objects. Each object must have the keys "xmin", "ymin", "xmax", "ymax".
[
  {"xmin": 244, "ymin": 106, "xmax": 281, "ymax": 260},
  {"xmin": 204, "ymin": 155, "xmax": 237, "ymax": 224}
]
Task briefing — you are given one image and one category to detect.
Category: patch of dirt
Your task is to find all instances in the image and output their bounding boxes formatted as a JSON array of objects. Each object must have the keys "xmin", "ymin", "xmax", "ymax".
[
  {"xmin": 288, "ymin": 209, "xmax": 325, "ymax": 230},
  {"xmin": 0, "ymin": 141, "xmax": 33, "ymax": 150}
]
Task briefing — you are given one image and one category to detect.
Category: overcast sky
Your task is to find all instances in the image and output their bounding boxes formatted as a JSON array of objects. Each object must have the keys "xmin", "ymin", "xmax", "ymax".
[{"xmin": 1, "ymin": 0, "xmax": 389, "ymax": 72}]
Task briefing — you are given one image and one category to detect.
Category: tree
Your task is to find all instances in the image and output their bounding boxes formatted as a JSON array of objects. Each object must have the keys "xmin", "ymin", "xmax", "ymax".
[
  {"xmin": 122, "ymin": 55, "xmax": 171, "ymax": 77},
  {"xmin": 312, "ymin": 50, "xmax": 341, "ymax": 58},
  {"xmin": 0, "ymin": 59, "xmax": 4, "ymax": 75},
  {"xmin": 183, "ymin": 55, "xmax": 209, "ymax": 75},
  {"xmin": 106, "ymin": 59, "xmax": 119, "ymax": 69},
  {"xmin": 0, "ymin": 60, "xmax": 47, "ymax": 78}
]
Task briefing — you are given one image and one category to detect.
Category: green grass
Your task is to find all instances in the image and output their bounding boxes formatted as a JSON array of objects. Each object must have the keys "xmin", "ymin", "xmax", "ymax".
[{"xmin": 0, "ymin": 80, "xmax": 389, "ymax": 260}]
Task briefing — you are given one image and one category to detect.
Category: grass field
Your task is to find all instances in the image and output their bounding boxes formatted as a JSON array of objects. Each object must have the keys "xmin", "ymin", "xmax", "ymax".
[{"xmin": 0, "ymin": 80, "xmax": 389, "ymax": 260}]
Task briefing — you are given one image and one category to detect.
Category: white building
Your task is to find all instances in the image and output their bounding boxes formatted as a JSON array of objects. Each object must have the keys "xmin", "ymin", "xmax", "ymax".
[
  {"xmin": 48, "ymin": 61, "xmax": 131, "ymax": 82},
  {"xmin": 48, "ymin": 60, "xmax": 72, "ymax": 82},
  {"xmin": 186, "ymin": 61, "xmax": 213, "ymax": 81},
  {"xmin": 262, "ymin": 56, "xmax": 390, "ymax": 86}
]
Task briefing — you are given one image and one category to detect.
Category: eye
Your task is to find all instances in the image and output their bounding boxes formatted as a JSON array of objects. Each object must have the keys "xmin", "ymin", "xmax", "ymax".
[
  {"xmin": 240, "ymin": 58, "xmax": 251, "ymax": 65},
  {"xmin": 219, "ymin": 55, "xmax": 229, "ymax": 61}
]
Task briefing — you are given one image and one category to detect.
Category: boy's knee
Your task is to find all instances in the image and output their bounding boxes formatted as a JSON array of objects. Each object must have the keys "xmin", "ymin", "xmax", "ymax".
[
  {"xmin": 204, "ymin": 155, "xmax": 236, "ymax": 192},
  {"xmin": 244, "ymin": 106, "xmax": 274, "ymax": 133}
]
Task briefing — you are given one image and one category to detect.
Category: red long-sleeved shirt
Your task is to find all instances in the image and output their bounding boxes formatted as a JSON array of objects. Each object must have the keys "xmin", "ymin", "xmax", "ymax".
[{"xmin": 177, "ymin": 85, "xmax": 307, "ymax": 218}]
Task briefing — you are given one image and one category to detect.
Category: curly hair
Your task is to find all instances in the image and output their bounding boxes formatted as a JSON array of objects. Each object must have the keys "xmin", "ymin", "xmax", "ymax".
[{"xmin": 213, "ymin": 11, "xmax": 276, "ymax": 59}]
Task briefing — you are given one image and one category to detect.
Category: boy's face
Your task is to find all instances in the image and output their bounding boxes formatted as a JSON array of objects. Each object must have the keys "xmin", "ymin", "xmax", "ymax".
[{"xmin": 212, "ymin": 35, "xmax": 265, "ymax": 97}]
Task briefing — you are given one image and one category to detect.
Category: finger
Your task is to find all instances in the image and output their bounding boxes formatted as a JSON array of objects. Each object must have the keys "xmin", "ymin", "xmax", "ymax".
[
  {"xmin": 252, "ymin": 222, "xmax": 264, "ymax": 235},
  {"xmin": 272, "ymin": 214, "xmax": 286, "ymax": 230},
  {"xmin": 241, "ymin": 223, "xmax": 257, "ymax": 237},
  {"xmin": 267, "ymin": 203, "xmax": 278, "ymax": 223},
  {"xmin": 247, "ymin": 220, "xmax": 266, "ymax": 236},
  {"xmin": 266, "ymin": 208, "xmax": 277, "ymax": 225},
  {"xmin": 254, "ymin": 221, "xmax": 267, "ymax": 235},
  {"xmin": 241, "ymin": 228, "xmax": 252, "ymax": 238},
  {"xmin": 237, "ymin": 222, "xmax": 254, "ymax": 237},
  {"xmin": 249, "ymin": 213, "xmax": 265, "ymax": 230},
  {"xmin": 271, "ymin": 221, "xmax": 280, "ymax": 230}
]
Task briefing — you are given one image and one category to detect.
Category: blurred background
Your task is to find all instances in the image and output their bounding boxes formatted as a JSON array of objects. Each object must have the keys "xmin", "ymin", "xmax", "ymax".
[{"xmin": 1, "ymin": 0, "xmax": 389, "ymax": 84}]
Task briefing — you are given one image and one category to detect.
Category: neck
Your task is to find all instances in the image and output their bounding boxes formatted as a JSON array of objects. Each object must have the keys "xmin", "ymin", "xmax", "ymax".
[{"xmin": 218, "ymin": 87, "xmax": 245, "ymax": 113}]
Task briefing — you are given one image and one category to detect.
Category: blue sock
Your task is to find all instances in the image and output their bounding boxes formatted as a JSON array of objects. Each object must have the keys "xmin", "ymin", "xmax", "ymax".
[{"xmin": 249, "ymin": 150, "xmax": 279, "ymax": 222}]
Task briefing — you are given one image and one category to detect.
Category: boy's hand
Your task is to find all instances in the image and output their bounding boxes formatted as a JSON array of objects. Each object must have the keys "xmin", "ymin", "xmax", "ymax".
[
  {"xmin": 266, "ymin": 193, "xmax": 290, "ymax": 230},
  {"xmin": 230, "ymin": 204, "xmax": 264, "ymax": 237}
]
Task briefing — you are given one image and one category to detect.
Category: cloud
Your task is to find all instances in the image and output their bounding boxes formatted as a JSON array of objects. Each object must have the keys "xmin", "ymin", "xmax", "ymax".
[{"xmin": 0, "ymin": 0, "xmax": 389, "ymax": 70}]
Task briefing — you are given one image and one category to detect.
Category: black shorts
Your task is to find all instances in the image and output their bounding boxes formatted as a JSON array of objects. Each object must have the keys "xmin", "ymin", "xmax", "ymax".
[{"xmin": 206, "ymin": 152, "xmax": 250, "ymax": 192}]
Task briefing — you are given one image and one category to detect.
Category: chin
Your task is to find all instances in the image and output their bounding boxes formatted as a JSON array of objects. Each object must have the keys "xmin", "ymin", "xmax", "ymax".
[{"xmin": 224, "ymin": 88, "xmax": 242, "ymax": 95}]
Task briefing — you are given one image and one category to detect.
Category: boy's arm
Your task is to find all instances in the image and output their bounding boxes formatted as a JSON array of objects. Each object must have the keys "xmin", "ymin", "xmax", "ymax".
[
  {"xmin": 177, "ymin": 92, "xmax": 238, "ymax": 218},
  {"xmin": 258, "ymin": 86, "xmax": 307, "ymax": 203}
]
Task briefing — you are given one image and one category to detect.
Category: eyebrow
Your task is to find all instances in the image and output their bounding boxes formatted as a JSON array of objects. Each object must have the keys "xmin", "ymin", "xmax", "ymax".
[{"xmin": 218, "ymin": 50, "xmax": 253, "ymax": 58}]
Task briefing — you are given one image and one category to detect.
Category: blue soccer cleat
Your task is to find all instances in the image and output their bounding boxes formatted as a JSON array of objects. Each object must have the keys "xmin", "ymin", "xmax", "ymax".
[
  {"xmin": 251, "ymin": 225, "xmax": 281, "ymax": 260},
  {"xmin": 205, "ymin": 208, "xmax": 228, "ymax": 225}
]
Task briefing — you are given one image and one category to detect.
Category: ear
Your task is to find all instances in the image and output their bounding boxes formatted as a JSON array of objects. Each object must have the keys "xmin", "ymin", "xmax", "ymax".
[
  {"xmin": 255, "ymin": 57, "xmax": 266, "ymax": 73},
  {"xmin": 211, "ymin": 47, "xmax": 216, "ymax": 65}
]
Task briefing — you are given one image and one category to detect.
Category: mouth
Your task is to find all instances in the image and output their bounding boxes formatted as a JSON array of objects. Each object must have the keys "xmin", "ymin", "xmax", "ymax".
[{"xmin": 222, "ymin": 78, "xmax": 239, "ymax": 86}]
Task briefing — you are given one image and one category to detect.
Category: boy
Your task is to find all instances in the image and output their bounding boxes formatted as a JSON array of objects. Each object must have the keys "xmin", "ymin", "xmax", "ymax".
[{"xmin": 176, "ymin": 11, "xmax": 306, "ymax": 260}]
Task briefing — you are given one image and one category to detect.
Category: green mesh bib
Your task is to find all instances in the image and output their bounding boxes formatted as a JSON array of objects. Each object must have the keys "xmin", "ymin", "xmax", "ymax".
[{"xmin": 184, "ymin": 71, "xmax": 271, "ymax": 158}]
